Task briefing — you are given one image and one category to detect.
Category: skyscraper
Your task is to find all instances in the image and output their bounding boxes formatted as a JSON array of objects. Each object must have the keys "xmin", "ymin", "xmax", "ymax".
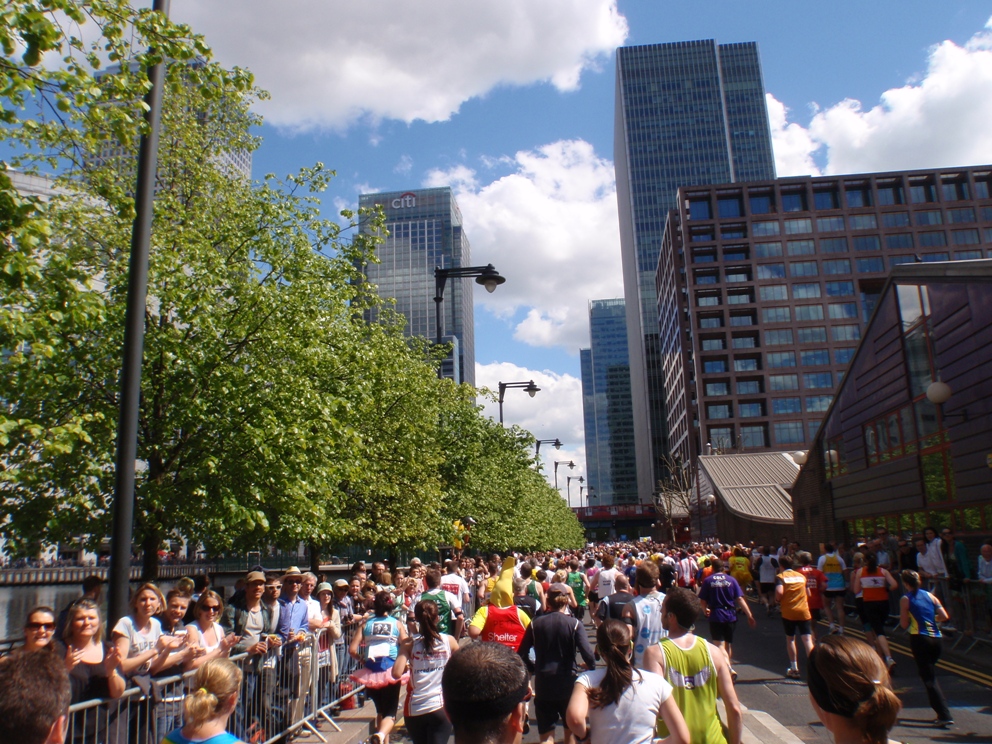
[
  {"xmin": 358, "ymin": 187, "xmax": 476, "ymax": 385},
  {"xmin": 580, "ymin": 299, "xmax": 638, "ymax": 505},
  {"xmin": 615, "ymin": 39, "xmax": 776, "ymax": 501}
]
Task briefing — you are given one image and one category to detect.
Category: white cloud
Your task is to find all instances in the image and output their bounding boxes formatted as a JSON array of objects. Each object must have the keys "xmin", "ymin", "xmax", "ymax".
[
  {"xmin": 772, "ymin": 21, "xmax": 992, "ymax": 175},
  {"xmin": 172, "ymin": 0, "xmax": 627, "ymax": 132},
  {"xmin": 427, "ymin": 139, "xmax": 622, "ymax": 350},
  {"xmin": 476, "ymin": 361, "xmax": 585, "ymax": 496},
  {"xmin": 393, "ymin": 155, "xmax": 414, "ymax": 176},
  {"xmin": 767, "ymin": 94, "xmax": 821, "ymax": 177}
]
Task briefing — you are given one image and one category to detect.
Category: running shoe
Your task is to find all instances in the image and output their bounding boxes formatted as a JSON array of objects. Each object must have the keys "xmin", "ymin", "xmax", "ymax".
[
  {"xmin": 933, "ymin": 718, "xmax": 954, "ymax": 728},
  {"xmin": 786, "ymin": 668, "xmax": 802, "ymax": 679},
  {"xmin": 365, "ymin": 735, "xmax": 383, "ymax": 744},
  {"xmin": 886, "ymin": 657, "xmax": 896, "ymax": 674}
]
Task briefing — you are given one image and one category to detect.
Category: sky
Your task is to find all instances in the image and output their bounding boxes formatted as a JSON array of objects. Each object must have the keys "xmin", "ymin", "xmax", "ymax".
[{"xmin": 165, "ymin": 0, "xmax": 992, "ymax": 496}]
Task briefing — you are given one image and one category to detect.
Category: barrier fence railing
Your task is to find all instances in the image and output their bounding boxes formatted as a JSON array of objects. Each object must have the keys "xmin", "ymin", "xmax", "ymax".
[
  {"xmin": 63, "ymin": 622, "xmax": 368, "ymax": 744},
  {"xmin": 880, "ymin": 576, "xmax": 992, "ymax": 652}
]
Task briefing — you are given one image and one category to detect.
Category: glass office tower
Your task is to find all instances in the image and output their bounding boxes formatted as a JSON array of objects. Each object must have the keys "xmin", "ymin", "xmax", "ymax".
[
  {"xmin": 580, "ymin": 299, "xmax": 639, "ymax": 506},
  {"xmin": 359, "ymin": 187, "xmax": 475, "ymax": 385},
  {"xmin": 615, "ymin": 39, "xmax": 776, "ymax": 501}
]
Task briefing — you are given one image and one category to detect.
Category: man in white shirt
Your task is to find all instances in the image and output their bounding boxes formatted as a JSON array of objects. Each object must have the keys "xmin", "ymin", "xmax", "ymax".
[
  {"xmin": 595, "ymin": 555, "xmax": 619, "ymax": 601},
  {"xmin": 441, "ymin": 560, "xmax": 472, "ymax": 613}
]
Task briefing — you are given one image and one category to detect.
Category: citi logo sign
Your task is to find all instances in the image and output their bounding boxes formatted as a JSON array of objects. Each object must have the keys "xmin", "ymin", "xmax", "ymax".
[{"xmin": 392, "ymin": 192, "xmax": 417, "ymax": 208}]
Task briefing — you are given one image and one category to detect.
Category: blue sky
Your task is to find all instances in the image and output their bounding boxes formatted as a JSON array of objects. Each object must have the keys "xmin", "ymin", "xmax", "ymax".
[{"xmin": 166, "ymin": 1, "xmax": 992, "ymax": 487}]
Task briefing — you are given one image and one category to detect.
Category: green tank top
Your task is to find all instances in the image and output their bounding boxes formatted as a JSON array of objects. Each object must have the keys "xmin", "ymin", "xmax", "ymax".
[
  {"xmin": 656, "ymin": 636, "xmax": 727, "ymax": 744},
  {"xmin": 567, "ymin": 571, "xmax": 587, "ymax": 606}
]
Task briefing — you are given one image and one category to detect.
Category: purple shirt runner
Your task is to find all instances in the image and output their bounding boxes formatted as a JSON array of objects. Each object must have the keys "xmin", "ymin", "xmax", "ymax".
[{"xmin": 698, "ymin": 572, "xmax": 743, "ymax": 624}]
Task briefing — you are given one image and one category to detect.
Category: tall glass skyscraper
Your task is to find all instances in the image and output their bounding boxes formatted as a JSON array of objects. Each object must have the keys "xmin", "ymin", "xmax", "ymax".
[
  {"xmin": 615, "ymin": 40, "xmax": 776, "ymax": 502},
  {"xmin": 359, "ymin": 187, "xmax": 475, "ymax": 385},
  {"xmin": 580, "ymin": 299, "xmax": 638, "ymax": 506}
]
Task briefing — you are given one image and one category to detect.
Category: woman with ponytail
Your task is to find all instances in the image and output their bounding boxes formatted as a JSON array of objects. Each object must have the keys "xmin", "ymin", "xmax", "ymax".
[
  {"xmin": 566, "ymin": 619, "xmax": 688, "ymax": 744},
  {"xmin": 162, "ymin": 658, "xmax": 243, "ymax": 743},
  {"xmin": 899, "ymin": 569, "xmax": 953, "ymax": 727},
  {"xmin": 391, "ymin": 600, "xmax": 459, "ymax": 744},
  {"xmin": 807, "ymin": 635, "xmax": 902, "ymax": 744}
]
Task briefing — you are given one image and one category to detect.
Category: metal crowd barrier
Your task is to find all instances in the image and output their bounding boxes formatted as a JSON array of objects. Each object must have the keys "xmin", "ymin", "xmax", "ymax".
[{"xmin": 64, "ymin": 622, "xmax": 368, "ymax": 744}]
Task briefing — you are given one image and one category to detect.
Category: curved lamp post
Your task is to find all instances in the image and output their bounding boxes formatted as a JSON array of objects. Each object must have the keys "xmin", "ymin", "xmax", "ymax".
[
  {"xmin": 553, "ymin": 459, "xmax": 575, "ymax": 490},
  {"xmin": 567, "ymin": 475, "xmax": 585, "ymax": 508},
  {"xmin": 578, "ymin": 485, "xmax": 585, "ymax": 508},
  {"xmin": 535, "ymin": 438, "xmax": 563, "ymax": 457},
  {"xmin": 498, "ymin": 380, "xmax": 540, "ymax": 424},
  {"xmin": 434, "ymin": 264, "xmax": 505, "ymax": 379}
]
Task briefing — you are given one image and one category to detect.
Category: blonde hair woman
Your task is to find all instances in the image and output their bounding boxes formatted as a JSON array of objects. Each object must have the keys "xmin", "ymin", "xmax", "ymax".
[
  {"xmin": 112, "ymin": 582, "xmax": 181, "ymax": 678},
  {"xmin": 161, "ymin": 658, "xmax": 243, "ymax": 743}
]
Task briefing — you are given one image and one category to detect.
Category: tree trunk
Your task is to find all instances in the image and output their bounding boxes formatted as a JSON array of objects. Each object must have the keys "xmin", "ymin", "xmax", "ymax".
[
  {"xmin": 141, "ymin": 530, "xmax": 159, "ymax": 581},
  {"xmin": 308, "ymin": 541, "xmax": 320, "ymax": 576}
]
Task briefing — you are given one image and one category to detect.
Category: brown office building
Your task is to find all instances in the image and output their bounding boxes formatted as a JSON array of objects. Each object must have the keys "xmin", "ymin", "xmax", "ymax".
[{"xmin": 657, "ymin": 165, "xmax": 992, "ymax": 468}]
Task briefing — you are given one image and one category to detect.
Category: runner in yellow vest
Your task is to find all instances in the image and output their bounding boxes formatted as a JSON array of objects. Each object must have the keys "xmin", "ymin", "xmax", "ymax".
[{"xmin": 643, "ymin": 588, "xmax": 743, "ymax": 744}]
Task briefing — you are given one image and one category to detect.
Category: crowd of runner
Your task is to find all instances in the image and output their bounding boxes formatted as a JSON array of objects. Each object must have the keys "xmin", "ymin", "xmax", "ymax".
[{"xmin": 3, "ymin": 532, "xmax": 991, "ymax": 744}]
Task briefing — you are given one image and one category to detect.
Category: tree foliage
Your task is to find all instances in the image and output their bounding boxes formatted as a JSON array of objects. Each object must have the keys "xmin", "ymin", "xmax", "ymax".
[{"xmin": 0, "ymin": 1, "xmax": 583, "ymax": 568}]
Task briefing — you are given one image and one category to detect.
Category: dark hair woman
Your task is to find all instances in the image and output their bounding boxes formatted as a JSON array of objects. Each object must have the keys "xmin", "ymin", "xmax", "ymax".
[
  {"xmin": 566, "ymin": 619, "xmax": 688, "ymax": 744},
  {"xmin": 899, "ymin": 570, "xmax": 953, "ymax": 727},
  {"xmin": 392, "ymin": 600, "xmax": 459, "ymax": 744},
  {"xmin": 851, "ymin": 551, "xmax": 898, "ymax": 672},
  {"xmin": 349, "ymin": 590, "xmax": 408, "ymax": 744},
  {"xmin": 23, "ymin": 606, "xmax": 57, "ymax": 653}
]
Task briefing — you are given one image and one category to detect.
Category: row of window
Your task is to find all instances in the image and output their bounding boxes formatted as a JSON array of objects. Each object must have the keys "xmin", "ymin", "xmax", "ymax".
[
  {"xmin": 700, "ymin": 328, "xmax": 854, "ymax": 348},
  {"xmin": 706, "ymin": 394, "xmax": 834, "ymax": 419},
  {"xmin": 844, "ymin": 504, "xmax": 992, "ymax": 543},
  {"xmin": 691, "ymin": 241, "xmax": 989, "ymax": 265},
  {"xmin": 707, "ymin": 419, "xmax": 822, "ymax": 448},
  {"xmin": 701, "ymin": 371, "xmax": 836, "ymax": 393},
  {"xmin": 697, "ymin": 306, "xmax": 865, "ymax": 332},
  {"xmin": 689, "ymin": 219, "xmax": 992, "ymax": 244},
  {"xmin": 687, "ymin": 174, "xmax": 991, "ymax": 220},
  {"xmin": 697, "ymin": 286, "xmax": 862, "ymax": 306},
  {"xmin": 701, "ymin": 356, "xmax": 836, "ymax": 384}
]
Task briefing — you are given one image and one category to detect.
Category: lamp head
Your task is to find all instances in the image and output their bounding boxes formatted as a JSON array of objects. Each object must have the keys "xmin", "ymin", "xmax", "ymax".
[
  {"xmin": 793, "ymin": 451, "xmax": 808, "ymax": 465},
  {"xmin": 525, "ymin": 380, "xmax": 540, "ymax": 397},
  {"xmin": 475, "ymin": 264, "xmax": 506, "ymax": 294},
  {"xmin": 553, "ymin": 438, "xmax": 562, "ymax": 450},
  {"xmin": 568, "ymin": 460, "xmax": 575, "ymax": 470},
  {"xmin": 578, "ymin": 476, "xmax": 584, "ymax": 484},
  {"xmin": 926, "ymin": 380, "xmax": 952, "ymax": 405}
]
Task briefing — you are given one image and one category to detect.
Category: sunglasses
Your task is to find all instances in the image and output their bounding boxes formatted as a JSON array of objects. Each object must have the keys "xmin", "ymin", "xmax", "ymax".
[
  {"xmin": 26, "ymin": 622, "xmax": 55, "ymax": 631},
  {"xmin": 202, "ymin": 605, "xmax": 221, "ymax": 613},
  {"xmin": 285, "ymin": 579, "xmax": 303, "ymax": 585}
]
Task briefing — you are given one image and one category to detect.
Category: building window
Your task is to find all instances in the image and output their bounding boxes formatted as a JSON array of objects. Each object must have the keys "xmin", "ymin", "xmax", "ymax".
[
  {"xmin": 774, "ymin": 421, "xmax": 806, "ymax": 444},
  {"xmin": 766, "ymin": 329, "xmax": 794, "ymax": 345},
  {"xmin": 787, "ymin": 239, "xmax": 816, "ymax": 256},
  {"xmin": 731, "ymin": 333, "xmax": 759, "ymax": 349},
  {"xmin": 919, "ymin": 232, "xmax": 947, "ymax": 247},
  {"xmin": 848, "ymin": 214, "xmax": 878, "ymax": 230},
  {"xmin": 767, "ymin": 351, "xmax": 797, "ymax": 368},
  {"xmin": 721, "ymin": 224, "xmax": 747, "ymax": 240},
  {"xmin": 823, "ymin": 259, "xmax": 851, "ymax": 275},
  {"xmin": 846, "ymin": 184, "xmax": 873, "ymax": 208},
  {"xmin": 718, "ymin": 196, "xmax": 744, "ymax": 218},
  {"xmin": 792, "ymin": 283, "xmax": 822, "ymax": 299},
  {"xmin": 804, "ymin": 395, "xmax": 833, "ymax": 413},
  {"xmin": 853, "ymin": 235, "xmax": 881, "ymax": 251},
  {"xmin": 729, "ymin": 311, "xmax": 756, "ymax": 326},
  {"xmin": 947, "ymin": 207, "xmax": 976, "ymax": 224},
  {"xmin": 703, "ymin": 358, "xmax": 728, "ymax": 373},
  {"xmin": 915, "ymin": 210, "xmax": 943, "ymax": 226},
  {"xmin": 909, "ymin": 180, "xmax": 936, "ymax": 203},
  {"xmin": 762, "ymin": 306, "xmax": 791, "ymax": 323},
  {"xmin": 752, "ymin": 221, "xmax": 780, "ymax": 237},
  {"xmin": 821, "ymin": 237, "xmax": 849, "ymax": 253},
  {"xmin": 832, "ymin": 324, "xmax": 861, "ymax": 342},
  {"xmin": 772, "ymin": 397, "xmax": 801, "ymax": 414},
  {"xmin": 723, "ymin": 246, "xmax": 750, "ymax": 261},
  {"xmin": 922, "ymin": 252, "xmax": 949, "ymax": 262},
  {"xmin": 808, "ymin": 420, "xmax": 823, "ymax": 440},
  {"xmin": 784, "ymin": 218, "xmax": 813, "ymax": 234},
  {"xmin": 688, "ymin": 198, "xmax": 712, "ymax": 220},
  {"xmin": 701, "ymin": 337, "xmax": 725, "ymax": 351},
  {"xmin": 826, "ymin": 280, "xmax": 855, "ymax": 296},
  {"xmin": 877, "ymin": 184, "xmax": 905, "ymax": 205},
  {"xmin": 757, "ymin": 263, "xmax": 786, "ymax": 279},
  {"xmin": 798, "ymin": 326, "xmax": 828, "ymax": 343},
  {"xmin": 795, "ymin": 304, "xmax": 825, "ymax": 321},
  {"xmin": 698, "ymin": 313, "xmax": 723, "ymax": 328},
  {"xmin": 975, "ymin": 175, "xmax": 991, "ymax": 199},
  {"xmin": 690, "ymin": 226, "xmax": 716, "ymax": 242},
  {"xmin": 696, "ymin": 291, "xmax": 721, "ymax": 307},
  {"xmin": 755, "ymin": 242, "xmax": 783, "ymax": 258},
  {"xmin": 707, "ymin": 403, "xmax": 732, "ymax": 419},
  {"xmin": 803, "ymin": 372, "xmax": 833, "ymax": 389},
  {"xmin": 727, "ymin": 289, "xmax": 754, "ymax": 305},
  {"xmin": 692, "ymin": 250, "xmax": 717, "ymax": 263},
  {"xmin": 955, "ymin": 250, "xmax": 983, "ymax": 260},
  {"xmin": 781, "ymin": 191, "xmax": 807, "ymax": 212},
  {"xmin": 813, "ymin": 189, "xmax": 839, "ymax": 210},
  {"xmin": 941, "ymin": 179, "xmax": 969, "ymax": 201},
  {"xmin": 741, "ymin": 424, "xmax": 768, "ymax": 448},
  {"xmin": 694, "ymin": 269, "xmax": 719, "ymax": 284},
  {"xmin": 856, "ymin": 257, "xmax": 884, "ymax": 273},
  {"xmin": 725, "ymin": 266, "xmax": 752, "ymax": 283},
  {"xmin": 790, "ymin": 261, "xmax": 819, "ymax": 277},
  {"xmin": 801, "ymin": 349, "xmax": 830, "ymax": 366},
  {"xmin": 828, "ymin": 302, "xmax": 859, "ymax": 319},
  {"xmin": 759, "ymin": 285, "xmax": 788, "ymax": 301},
  {"xmin": 886, "ymin": 234, "xmax": 914, "ymax": 249},
  {"xmin": 740, "ymin": 402, "xmax": 765, "ymax": 418},
  {"xmin": 708, "ymin": 427, "xmax": 734, "ymax": 450},
  {"xmin": 769, "ymin": 374, "xmax": 800, "ymax": 391},
  {"xmin": 816, "ymin": 216, "xmax": 845, "ymax": 232},
  {"xmin": 952, "ymin": 229, "xmax": 980, "ymax": 245},
  {"xmin": 882, "ymin": 212, "xmax": 910, "ymax": 227},
  {"xmin": 705, "ymin": 381, "xmax": 730, "ymax": 396},
  {"xmin": 734, "ymin": 356, "xmax": 761, "ymax": 372},
  {"xmin": 737, "ymin": 379, "xmax": 763, "ymax": 395},
  {"xmin": 749, "ymin": 193, "xmax": 774, "ymax": 214},
  {"xmin": 889, "ymin": 255, "xmax": 914, "ymax": 267}
]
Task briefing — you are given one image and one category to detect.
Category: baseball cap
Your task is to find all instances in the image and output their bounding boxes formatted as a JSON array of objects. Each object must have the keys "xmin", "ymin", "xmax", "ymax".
[
  {"xmin": 315, "ymin": 582, "xmax": 333, "ymax": 595},
  {"xmin": 333, "ymin": 579, "xmax": 349, "ymax": 588},
  {"xmin": 246, "ymin": 571, "xmax": 266, "ymax": 583}
]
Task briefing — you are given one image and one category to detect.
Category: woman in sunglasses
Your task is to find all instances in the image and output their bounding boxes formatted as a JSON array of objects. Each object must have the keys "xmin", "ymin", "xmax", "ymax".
[
  {"xmin": 187, "ymin": 590, "xmax": 240, "ymax": 670},
  {"xmin": 23, "ymin": 606, "xmax": 58, "ymax": 652}
]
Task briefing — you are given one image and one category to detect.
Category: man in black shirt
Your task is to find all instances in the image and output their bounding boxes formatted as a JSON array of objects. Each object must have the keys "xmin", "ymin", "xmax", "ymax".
[
  {"xmin": 512, "ymin": 575, "xmax": 540, "ymax": 619},
  {"xmin": 594, "ymin": 574, "xmax": 635, "ymax": 626}
]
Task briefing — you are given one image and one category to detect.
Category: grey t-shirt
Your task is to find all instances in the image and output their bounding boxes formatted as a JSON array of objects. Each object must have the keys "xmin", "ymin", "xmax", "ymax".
[{"xmin": 243, "ymin": 607, "xmax": 265, "ymax": 644}]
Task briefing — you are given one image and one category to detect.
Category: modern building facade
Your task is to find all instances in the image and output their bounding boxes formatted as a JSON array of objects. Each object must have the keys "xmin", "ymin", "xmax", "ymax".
[
  {"xmin": 580, "ymin": 299, "xmax": 638, "ymax": 506},
  {"xmin": 359, "ymin": 187, "xmax": 476, "ymax": 385},
  {"xmin": 615, "ymin": 40, "xmax": 776, "ymax": 502},
  {"xmin": 790, "ymin": 261, "xmax": 992, "ymax": 549},
  {"xmin": 657, "ymin": 165, "xmax": 992, "ymax": 467}
]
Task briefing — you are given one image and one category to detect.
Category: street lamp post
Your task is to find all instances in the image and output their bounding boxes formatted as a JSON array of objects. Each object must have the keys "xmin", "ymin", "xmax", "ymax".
[
  {"xmin": 578, "ymin": 485, "xmax": 585, "ymax": 508},
  {"xmin": 553, "ymin": 460, "xmax": 575, "ymax": 490},
  {"xmin": 535, "ymin": 438, "xmax": 563, "ymax": 457},
  {"xmin": 567, "ymin": 475, "xmax": 584, "ymax": 508},
  {"xmin": 498, "ymin": 380, "xmax": 540, "ymax": 424},
  {"xmin": 434, "ymin": 264, "xmax": 505, "ymax": 379}
]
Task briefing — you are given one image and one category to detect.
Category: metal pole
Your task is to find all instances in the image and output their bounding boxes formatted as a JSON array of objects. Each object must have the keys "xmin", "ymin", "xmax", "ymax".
[
  {"xmin": 567, "ymin": 477, "xmax": 572, "ymax": 508},
  {"xmin": 434, "ymin": 269, "xmax": 444, "ymax": 380},
  {"xmin": 554, "ymin": 462, "xmax": 559, "ymax": 490},
  {"xmin": 107, "ymin": 0, "xmax": 170, "ymax": 627}
]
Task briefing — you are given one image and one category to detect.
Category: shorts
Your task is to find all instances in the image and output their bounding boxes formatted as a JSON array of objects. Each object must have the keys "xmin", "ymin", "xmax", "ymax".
[
  {"xmin": 588, "ymin": 591, "xmax": 599, "ymax": 603},
  {"xmin": 810, "ymin": 608, "xmax": 822, "ymax": 622},
  {"xmin": 535, "ymin": 696, "xmax": 570, "ymax": 734},
  {"xmin": 782, "ymin": 618, "xmax": 812, "ymax": 637},
  {"xmin": 824, "ymin": 589, "xmax": 846, "ymax": 599},
  {"xmin": 862, "ymin": 600, "xmax": 889, "ymax": 636},
  {"xmin": 709, "ymin": 620, "xmax": 737, "ymax": 644},
  {"xmin": 366, "ymin": 681, "xmax": 401, "ymax": 719},
  {"xmin": 760, "ymin": 582, "xmax": 775, "ymax": 595}
]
